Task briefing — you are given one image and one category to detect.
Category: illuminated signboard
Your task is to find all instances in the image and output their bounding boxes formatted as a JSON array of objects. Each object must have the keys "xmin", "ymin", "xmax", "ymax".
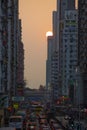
[{"xmin": 12, "ymin": 96, "xmax": 24, "ymax": 102}]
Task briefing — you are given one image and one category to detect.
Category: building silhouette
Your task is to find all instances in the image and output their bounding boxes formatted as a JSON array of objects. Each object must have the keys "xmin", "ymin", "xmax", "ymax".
[{"xmin": 0, "ymin": 0, "xmax": 24, "ymax": 99}]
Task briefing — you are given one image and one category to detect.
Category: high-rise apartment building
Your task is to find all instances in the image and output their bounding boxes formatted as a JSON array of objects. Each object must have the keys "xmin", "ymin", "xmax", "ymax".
[
  {"xmin": 55, "ymin": 0, "xmax": 75, "ymax": 96},
  {"xmin": 7, "ymin": 0, "xmax": 19, "ymax": 97},
  {"xmin": 56, "ymin": 0, "xmax": 75, "ymax": 96},
  {"xmin": 78, "ymin": 0, "xmax": 87, "ymax": 105},
  {"xmin": 17, "ymin": 20, "xmax": 24, "ymax": 96},
  {"xmin": 51, "ymin": 51, "xmax": 61, "ymax": 100},
  {"xmin": 63, "ymin": 10, "xmax": 78, "ymax": 101},
  {"xmin": 46, "ymin": 36, "xmax": 54, "ymax": 88},
  {"xmin": 0, "ymin": 0, "xmax": 24, "ymax": 98},
  {"xmin": 0, "ymin": 1, "xmax": 8, "ymax": 93},
  {"xmin": 46, "ymin": 0, "xmax": 75, "ymax": 102}
]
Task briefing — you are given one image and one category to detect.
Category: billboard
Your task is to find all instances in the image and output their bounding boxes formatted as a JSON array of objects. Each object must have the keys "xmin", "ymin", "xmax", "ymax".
[{"xmin": 12, "ymin": 96, "xmax": 24, "ymax": 102}]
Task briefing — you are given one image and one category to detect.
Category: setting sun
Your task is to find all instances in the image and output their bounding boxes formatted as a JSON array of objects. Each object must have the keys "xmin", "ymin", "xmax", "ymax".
[{"xmin": 46, "ymin": 31, "xmax": 53, "ymax": 37}]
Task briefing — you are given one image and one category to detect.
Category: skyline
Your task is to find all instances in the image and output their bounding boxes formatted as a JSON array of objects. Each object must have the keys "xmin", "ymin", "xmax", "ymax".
[{"xmin": 19, "ymin": 0, "xmax": 56, "ymax": 88}]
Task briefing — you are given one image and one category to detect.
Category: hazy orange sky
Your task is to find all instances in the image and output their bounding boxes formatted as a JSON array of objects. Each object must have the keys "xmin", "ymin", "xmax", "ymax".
[{"xmin": 19, "ymin": 0, "xmax": 56, "ymax": 89}]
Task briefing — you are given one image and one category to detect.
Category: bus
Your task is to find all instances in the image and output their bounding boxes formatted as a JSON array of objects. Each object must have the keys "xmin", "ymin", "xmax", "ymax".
[{"xmin": 9, "ymin": 116, "xmax": 23, "ymax": 130}]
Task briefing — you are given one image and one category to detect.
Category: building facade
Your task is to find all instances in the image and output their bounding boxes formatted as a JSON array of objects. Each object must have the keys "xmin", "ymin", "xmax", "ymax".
[
  {"xmin": 46, "ymin": 36, "xmax": 54, "ymax": 89},
  {"xmin": 17, "ymin": 20, "xmax": 24, "ymax": 96},
  {"xmin": 62, "ymin": 10, "xmax": 78, "ymax": 102},
  {"xmin": 0, "ymin": 0, "xmax": 24, "ymax": 99},
  {"xmin": 56, "ymin": 0, "xmax": 75, "ymax": 96},
  {"xmin": 46, "ymin": 0, "xmax": 76, "ymax": 103},
  {"xmin": 0, "ymin": 0, "xmax": 8, "ymax": 93},
  {"xmin": 78, "ymin": 0, "xmax": 87, "ymax": 105}
]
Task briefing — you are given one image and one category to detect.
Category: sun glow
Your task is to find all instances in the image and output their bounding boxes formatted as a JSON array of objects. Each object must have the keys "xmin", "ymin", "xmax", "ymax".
[{"xmin": 46, "ymin": 31, "xmax": 53, "ymax": 37}]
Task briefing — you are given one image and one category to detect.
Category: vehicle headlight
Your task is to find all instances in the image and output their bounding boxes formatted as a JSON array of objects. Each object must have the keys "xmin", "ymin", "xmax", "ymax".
[{"xmin": 30, "ymin": 125, "xmax": 34, "ymax": 129}]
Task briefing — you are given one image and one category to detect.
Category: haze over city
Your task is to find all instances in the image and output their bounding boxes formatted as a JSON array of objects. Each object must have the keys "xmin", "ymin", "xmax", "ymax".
[{"xmin": 19, "ymin": 0, "xmax": 56, "ymax": 89}]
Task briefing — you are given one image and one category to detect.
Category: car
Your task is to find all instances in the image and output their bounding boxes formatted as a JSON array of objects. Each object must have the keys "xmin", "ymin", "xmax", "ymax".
[
  {"xmin": 39, "ymin": 115, "xmax": 47, "ymax": 125},
  {"xmin": 40, "ymin": 123, "xmax": 50, "ymax": 130},
  {"xmin": 9, "ymin": 115, "xmax": 23, "ymax": 130},
  {"xmin": 41, "ymin": 124, "xmax": 50, "ymax": 130},
  {"xmin": 39, "ymin": 119, "xmax": 48, "ymax": 124},
  {"xmin": 64, "ymin": 115, "xmax": 71, "ymax": 120},
  {"xmin": 51, "ymin": 123, "xmax": 63, "ymax": 130},
  {"xmin": 16, "ymin": 110, "xmax": 26, "ymax": 119},
  {"xmin": 23, "ymin": 118, "xmax": 27, "ymax": 130},
  {"xmin": 26, "ymin": 122, "xmax": 37, "ymax": 130},
  {"xmin": 50, "ymin": 119, "xmax": 58, "ymax": 129}
]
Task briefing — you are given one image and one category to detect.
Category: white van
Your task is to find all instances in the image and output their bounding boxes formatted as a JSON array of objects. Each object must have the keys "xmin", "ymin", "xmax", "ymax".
[{"xmin": 9, "ymin": 116, "xmax": 23, "ymax": 130}]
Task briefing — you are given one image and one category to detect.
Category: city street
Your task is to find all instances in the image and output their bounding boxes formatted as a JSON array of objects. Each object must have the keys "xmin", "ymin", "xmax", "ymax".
[{"xmin": 0, "ymin": 0, "xmax": 87, "ymax": 130}]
